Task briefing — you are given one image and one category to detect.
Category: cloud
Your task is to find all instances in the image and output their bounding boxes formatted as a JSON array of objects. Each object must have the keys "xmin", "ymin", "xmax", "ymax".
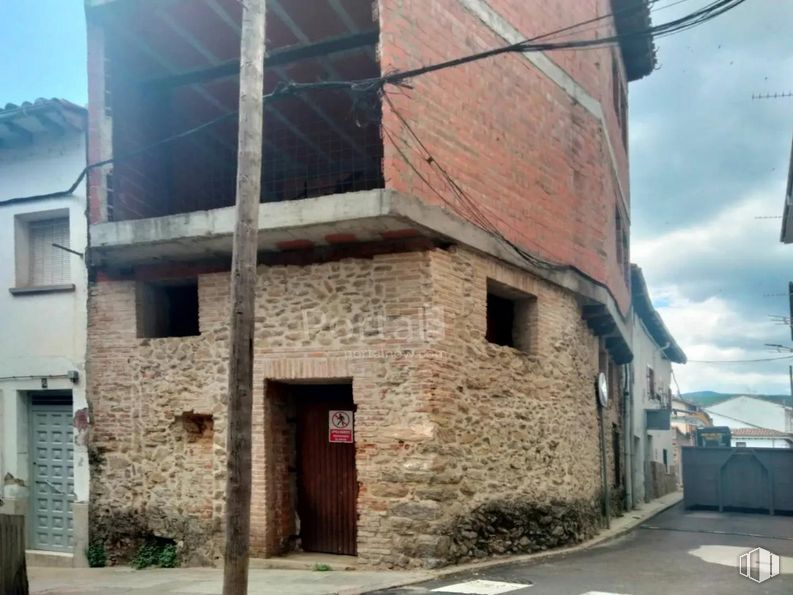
[
  {"xmin": 629, "ymin": 0, "xmax": 793, "ymax": 395},
  {"xmin": 630, "ymin": 0, "xmax": 793, "ymax": 236},
  {"xmin": 633, "ymin": 192, "xmax": 793, "ymax": 394}
]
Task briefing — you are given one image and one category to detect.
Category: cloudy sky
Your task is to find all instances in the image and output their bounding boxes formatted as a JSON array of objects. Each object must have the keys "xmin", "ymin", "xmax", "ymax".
[
  {"xmin": 630, "ymin": 0, "xmax": 793, "ymax": 395},
  {"xmin": 2, "ymin": 0, "xmax": 791, "ymax": 394}
]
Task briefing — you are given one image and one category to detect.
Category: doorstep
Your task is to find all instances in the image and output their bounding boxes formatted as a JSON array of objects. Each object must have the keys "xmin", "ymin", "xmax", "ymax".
[
  {"xmin": 26, "ymin": 549, "xmax": 74, "ymax": 568},
  {"xmin": 250, "ymin": 552, "xmax": 360, "ymax": 571}
]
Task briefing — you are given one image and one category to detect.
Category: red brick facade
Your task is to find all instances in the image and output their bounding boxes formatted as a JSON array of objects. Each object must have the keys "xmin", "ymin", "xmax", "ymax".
[{"xmin": 379, "ymin": 0, "xmax": 631, "ymax": 311}]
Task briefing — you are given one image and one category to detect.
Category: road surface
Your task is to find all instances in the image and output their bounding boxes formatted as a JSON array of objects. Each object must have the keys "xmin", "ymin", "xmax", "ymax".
[{"xmin": 371, "ymin": 503, "xmax": 793, "ymax": 595}]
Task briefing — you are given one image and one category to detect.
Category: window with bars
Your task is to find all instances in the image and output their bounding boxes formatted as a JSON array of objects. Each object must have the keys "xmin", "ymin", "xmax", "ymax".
[{"xmin": 14, "ymin": 213, "xmax": 71, "ymax": 288}]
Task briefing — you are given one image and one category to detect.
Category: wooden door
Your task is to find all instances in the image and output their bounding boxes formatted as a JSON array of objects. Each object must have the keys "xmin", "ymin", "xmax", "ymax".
[{"xmin": 295, "ymin": 384, "xmax": 357, "ymax": 555}]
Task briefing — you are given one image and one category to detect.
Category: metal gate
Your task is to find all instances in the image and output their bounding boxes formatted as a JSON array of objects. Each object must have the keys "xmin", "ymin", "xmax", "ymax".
[
  {"xmin": 295, "ymin": 384, "xmax": 357, "ymax": 556},
  {"xmin": 29, "ymin": 393, "xmax": 74, "ymax": 552},
  {"xmin": 682, "ymin": 446, "xmax": 793, "ymax": 514}
]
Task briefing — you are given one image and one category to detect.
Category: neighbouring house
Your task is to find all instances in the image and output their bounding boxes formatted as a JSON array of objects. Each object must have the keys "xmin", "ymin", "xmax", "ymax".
[
  {"xmin": 704, "ymin": 395, "xmax": 793, "ymax": 434},
  {"xmin": 731, "ymin": 428, "xmax": 793, "ymax": 449},
  {"xmin": 84, "ymin": 0, "xmax": 656, "ymax": 567},
  {"xmin": 670, "ymin": 396, "xmax": 712, "ymax": 481},
  {"xmin": 0, "ymin": 98, "xmax": 89, "ymax": 566},
  {"xmin": 627, "ymin": 265, "xmax": 686, "ymax": 507}
]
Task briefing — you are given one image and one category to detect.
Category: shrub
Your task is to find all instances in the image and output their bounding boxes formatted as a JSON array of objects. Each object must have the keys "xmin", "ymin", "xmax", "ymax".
[
  {"xmin": 86, "ymin": 542, "xmax": 107, "ymax": 568},
  {"xmin": 132, "ymin": 537, "xmax": 179, "ymax": 569}
]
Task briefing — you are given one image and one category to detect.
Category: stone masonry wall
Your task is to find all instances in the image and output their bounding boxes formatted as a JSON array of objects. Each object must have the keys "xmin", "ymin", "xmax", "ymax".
[{"xmin": 87, "ymin": 245, "xmax": 623, "ymax": 567}]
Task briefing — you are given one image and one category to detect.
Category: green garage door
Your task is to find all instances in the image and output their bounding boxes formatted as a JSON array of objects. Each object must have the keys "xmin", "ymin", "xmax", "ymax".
[{"xmin": 29, "ymin": 393, "xmax": 74, "ymax": 552}]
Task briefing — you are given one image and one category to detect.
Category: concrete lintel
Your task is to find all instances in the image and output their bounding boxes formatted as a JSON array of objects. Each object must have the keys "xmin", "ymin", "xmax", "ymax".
[
  {"xmin": 386, "ymin": 192, "xmax": 632, "ymax": 346},
  {"xmin": 90, "ymin": 189, "xmax": 390, "ymax": 250},
  {"xmin": 89, "ymin": 189, "xmax": 630, "ymax": 346}
]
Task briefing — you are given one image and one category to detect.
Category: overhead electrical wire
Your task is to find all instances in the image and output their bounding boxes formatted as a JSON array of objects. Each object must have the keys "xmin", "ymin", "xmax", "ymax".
[
  {"xmin": 686, "ymin": 354, "xmax": 793, "ymax": 364},
  {"xmin": 1, "ymin": 0, "xmax": 748, "ymax": 208},
  {"xmin": 382, "ymin": 93, "xmax": 565, "ymax": 273},
  {"xmin": 538, "ymin": 0, "xmax": 695, "ymax": 45}
]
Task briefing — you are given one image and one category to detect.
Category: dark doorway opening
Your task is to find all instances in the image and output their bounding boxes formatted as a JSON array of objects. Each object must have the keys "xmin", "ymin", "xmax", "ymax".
[{"xmin": 272, "ymin": 381, "xmax": 357, "ymax": 556}]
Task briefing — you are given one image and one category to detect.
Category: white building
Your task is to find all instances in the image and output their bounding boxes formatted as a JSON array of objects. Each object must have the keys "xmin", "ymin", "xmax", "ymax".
[
  {"xmin": 627, "ymin": 265, "xmax": 687, "ymax": 507},
  {"xmin": 705, "ymin": 395, "xmax": 793, "ymax": 433},
  {"xmin": 0, "ymin": 98, "xmax": 89, "ymax": 566},
  {"xmin": 731, "ymin": 428, "xmax": 793, "ymax": 449}
]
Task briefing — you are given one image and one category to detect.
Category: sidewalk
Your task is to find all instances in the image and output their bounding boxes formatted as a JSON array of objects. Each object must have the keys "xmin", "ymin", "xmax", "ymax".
[{"xmin": 28, "ymin": 491, "xmax": 682, "ymax": 595}]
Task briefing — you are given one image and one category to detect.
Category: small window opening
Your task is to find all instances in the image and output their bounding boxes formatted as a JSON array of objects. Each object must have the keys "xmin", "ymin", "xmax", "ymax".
[
  {"xmin": 736, "ymin": 441, "xmax": 747, "ymax": 448},
  {"xmin": 615, "ymin": 208, "xmax": 629, "ymax": 283},
  {"xmin": 612, "ymin": 53, "xmax": 627, "ymax": 149},
  {"xmin": 137, "ymin": 279, "xmax": 199, "ymax": 338},
  {"xmin": 647, "ymin": 366, "xmax": 656, "ymax": 399},
  {"xmin": 485, "ymin": 280, "xmax": 537, "ymax": 352},
  {"xmin": 612, "ymin": 423, "xmax": 622, "ymax": 487},
  {"xmin": 486, "ymin": 293, "xmax": 515, "ymax": 347}
]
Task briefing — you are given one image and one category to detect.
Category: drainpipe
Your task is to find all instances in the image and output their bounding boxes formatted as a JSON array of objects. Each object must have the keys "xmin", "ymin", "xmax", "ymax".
[{"xmin": 623, "ymin": 364, "xmax": 633, "ymax": 510}]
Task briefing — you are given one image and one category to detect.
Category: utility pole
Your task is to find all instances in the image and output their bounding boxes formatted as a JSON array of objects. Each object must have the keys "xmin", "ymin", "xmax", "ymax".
[{"xmin": 223, "ymin": 0, "xmax": 266, "ymax": 593}]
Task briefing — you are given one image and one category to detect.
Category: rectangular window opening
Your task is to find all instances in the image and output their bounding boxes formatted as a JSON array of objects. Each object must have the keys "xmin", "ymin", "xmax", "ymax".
[
  {"xmin": 486, "ymin": 280, "xmax": 537, "ymax": 353},
  {"xmin": 615, "ymin": 207, "xmax": 629, "ymax": 283},
  {"xmin": 612, "ymin": 423, "xmax": 621, "ymax": 487},
  {"xmin": 612, "ymin": 53, "xmax": 628, "ymax": 149},
  {"xmin": 647, "ymin": 366, "xmax": 656, "ymax": 399},
  {"xmin": 14, "ymin": 211, "xmax": 71, "ymax": 288},
  {"xmin": 137, "ymin": 279, "xmax": 199, "ymax": 338}
]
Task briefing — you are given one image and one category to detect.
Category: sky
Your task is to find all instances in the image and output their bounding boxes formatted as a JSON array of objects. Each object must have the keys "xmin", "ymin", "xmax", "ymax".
[
  {"xmin": 629, "ymin": 0, "xmax": 793, "ymax": 395},
  {"xmin": 1, "ymin": 1, "xmax": 87, "ymax": 107},
  {"xmin": 1, "ymin": 0, "xmax": 792, "ymax": 395}
]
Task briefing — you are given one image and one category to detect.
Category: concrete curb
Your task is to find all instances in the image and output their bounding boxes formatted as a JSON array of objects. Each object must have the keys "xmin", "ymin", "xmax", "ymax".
[{"xmin": 343, "ymin": 491, "xmax": 684, "ymax": 594}]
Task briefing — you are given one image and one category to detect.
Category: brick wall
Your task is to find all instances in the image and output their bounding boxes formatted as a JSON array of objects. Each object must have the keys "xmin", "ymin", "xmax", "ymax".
[
  {"xmin": 88, "ymin": 246, "xmax": 623, "ymax": 567},
  {"xmin": 379, "ymin": 0, "xmax": 631, "ymax": 311},
  {"xmin": 86, "ymin": 0, "xmax": 632, "ymax": 309}
]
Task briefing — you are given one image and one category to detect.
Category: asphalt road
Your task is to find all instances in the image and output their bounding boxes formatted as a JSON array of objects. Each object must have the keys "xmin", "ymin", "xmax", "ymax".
[{"xmin": 371, "ymin": 503, "xmax": 793, "ymax": 595}]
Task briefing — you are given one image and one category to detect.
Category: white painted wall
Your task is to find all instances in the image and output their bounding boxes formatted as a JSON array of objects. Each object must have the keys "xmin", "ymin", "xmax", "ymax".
[
  {"xmin": 705, "ymin": 396, "xmax": 793, "ymax": 433},
  {"xmin": 732, "ymin": 437, "xmax": 792, "ymax": 449},
  {"xmin": 0, "ymin": 129, "xmax": 89, "ymax": 539},
  {"xmin": 707, "ymin": 412, "xmax": 753, "ymax": 429},
  {"xmin": 630, "ymin": 315, "xmax": 676, "ymax": 507}
]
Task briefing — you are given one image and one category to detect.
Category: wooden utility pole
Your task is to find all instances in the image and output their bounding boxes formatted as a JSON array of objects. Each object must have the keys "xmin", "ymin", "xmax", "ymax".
[{"xmin": 223, "ymin": 0, "xmax": 266, "ymax": 593}]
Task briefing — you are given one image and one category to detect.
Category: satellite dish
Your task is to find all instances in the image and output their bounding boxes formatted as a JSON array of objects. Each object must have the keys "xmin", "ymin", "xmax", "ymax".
[{"xmin": 597, "ymin": 372, "xmax": 609, "ymax": 408}]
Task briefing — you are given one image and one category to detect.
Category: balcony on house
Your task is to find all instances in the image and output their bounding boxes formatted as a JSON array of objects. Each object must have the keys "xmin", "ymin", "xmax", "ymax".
[{"xmin": 99, "ymin": 0, "xmax": 383, "ymax": 223}]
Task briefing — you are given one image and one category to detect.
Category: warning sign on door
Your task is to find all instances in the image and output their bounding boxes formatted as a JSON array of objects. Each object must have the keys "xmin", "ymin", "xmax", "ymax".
[{"xmin": 329, "ymin": 410, "xmax": 354, "ymax": 443}]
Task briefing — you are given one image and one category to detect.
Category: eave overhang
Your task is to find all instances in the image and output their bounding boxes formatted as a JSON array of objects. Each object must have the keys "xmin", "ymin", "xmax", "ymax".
[
  {"xmin": 610, "ymin": 0, "xmax": 656, "ymax": 82},
  {"xmin": 631, "ymin": 264, "xmax": 687, "ymax": 363}
]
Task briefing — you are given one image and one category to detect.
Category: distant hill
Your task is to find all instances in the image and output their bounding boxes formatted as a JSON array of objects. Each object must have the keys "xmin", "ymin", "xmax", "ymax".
[{"xmin": 683, "ymin": 391, "xmax": 792, "ymax": 408}]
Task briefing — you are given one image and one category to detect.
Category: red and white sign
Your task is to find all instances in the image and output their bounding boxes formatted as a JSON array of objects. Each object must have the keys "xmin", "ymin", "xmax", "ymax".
[{"xmin": 328, "ymin": 410, "xmax": 354, "ymax": 443}]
